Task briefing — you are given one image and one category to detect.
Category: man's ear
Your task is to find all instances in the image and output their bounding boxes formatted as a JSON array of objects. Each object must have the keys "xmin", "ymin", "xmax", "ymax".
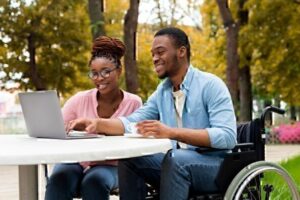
[{"xmin": 178, "ymin": 46, "xmax": 187, "ymax": 59}]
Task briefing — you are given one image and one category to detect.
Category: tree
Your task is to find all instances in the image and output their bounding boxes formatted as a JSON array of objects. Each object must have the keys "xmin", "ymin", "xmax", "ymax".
[
  {"xmin": 246, "ymin": 0, "xmax": 300, "ymax": 106},
  {"xmin": 215, "ymin": 0, "xmax": 240, "ymax": 116},
  {"xmin": 237, "ymin": 0, "xmax": 252, "ymax": 121},
  {"xmin": 88, "ymin": 0, "xmax": 105, "ymax": 40},
  {"xmin": 201, "ymin": 0, "xmax": 300, "ymax": 120},
  {"xmin": 124, "ymin": 0, "xmax": 140, "ymax": 94},
  {"xmin": 150, "ymin": 0, "xmax": 202, "ymax": 29},
  {"xmin": 136, "ymin": 25, "xmax": 160, "ymax": 100},
  {"xmin": 201, "ymin": 0, "xmax": 254, "ymax": 121},
  {"xmin": 0, "ymin": 0, "xmax": 92, "ymax": 97}
]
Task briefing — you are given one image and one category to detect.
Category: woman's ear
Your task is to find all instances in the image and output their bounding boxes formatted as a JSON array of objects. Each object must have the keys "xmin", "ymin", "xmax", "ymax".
[{"xmin": 116, "ymin": 67, "xmax": 122, "ymax": 77}]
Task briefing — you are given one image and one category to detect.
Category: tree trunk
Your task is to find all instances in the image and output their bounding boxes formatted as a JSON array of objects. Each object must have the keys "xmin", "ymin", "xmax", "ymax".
[
  {"xmin": 27, "ymin": 33, "xmax": 46, "ymax": 91},
  {"xmin": 239, "ymin": 65, "xmax": 252, "ymax": 121},
  {"xmin": 124, "ymin": 0, "xmax": 139, "ymax": 94},
  {"xmin": 238, "ymin": 0, "xmax": 252, "ymax": 121},
  {"xmin": 88, "ymin": 0, "xmax": 105, "ymax": 40},
  {"xmin": 290, "ymin": 105, "xmax": 296, "ymax": 121},
  {"xmin": 215, "ymin": 0, "xmax": 239, "ymax": 116}
]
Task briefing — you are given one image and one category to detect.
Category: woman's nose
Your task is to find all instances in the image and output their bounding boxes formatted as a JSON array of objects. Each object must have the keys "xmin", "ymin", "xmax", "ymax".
[{"xmin": 93, "ymin": 75, "xmax": 105, "ymax": 81}]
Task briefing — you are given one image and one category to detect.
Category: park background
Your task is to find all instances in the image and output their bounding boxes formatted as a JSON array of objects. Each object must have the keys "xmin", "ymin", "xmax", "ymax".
[
  {"xmin": 0, "ymin": 0, "xmax": 300, "ymax": 199},
  {"xmin": 1, "ymin": 0, "xmax": 300, "ymax": 143}
]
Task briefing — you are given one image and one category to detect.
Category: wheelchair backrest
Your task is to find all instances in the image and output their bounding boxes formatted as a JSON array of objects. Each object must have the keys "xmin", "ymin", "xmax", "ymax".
[{"xmin": 237, "ymin": 118, "xmax": 264, "ymax": 161}]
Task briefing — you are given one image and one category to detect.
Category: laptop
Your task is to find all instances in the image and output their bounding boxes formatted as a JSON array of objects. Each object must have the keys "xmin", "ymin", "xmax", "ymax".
[{"xmin": 18, "ymin": 90, "xmax": 100, "ymax": 139}]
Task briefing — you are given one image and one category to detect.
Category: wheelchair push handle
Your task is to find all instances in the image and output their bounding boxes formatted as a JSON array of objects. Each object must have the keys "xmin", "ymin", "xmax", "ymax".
[
  {"xmin": 265, "ymin": 106, "xmax": 285, "ymax": 115},
  {"xmin": 261, "ymin": 106, "xmax": 285, "ymax": 127},
  {"xmin": 262, "ymin": 106, "xmax": 285, "ymax": 117}
]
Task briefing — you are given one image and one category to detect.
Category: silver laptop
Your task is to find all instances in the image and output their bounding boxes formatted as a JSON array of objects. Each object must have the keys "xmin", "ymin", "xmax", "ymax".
[{"xmin": 18, "ymin": 90, "xmax": 100, "ymax": 139}]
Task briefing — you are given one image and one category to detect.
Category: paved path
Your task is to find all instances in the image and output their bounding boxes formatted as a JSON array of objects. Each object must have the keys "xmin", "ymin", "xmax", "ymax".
[
  {"xmin": 0, "ymin": 144, "xmax": 299, "ymax": 200},
  {"xmin": 265, "ymin": 144, "xmax": 300, "ymax": 163}
]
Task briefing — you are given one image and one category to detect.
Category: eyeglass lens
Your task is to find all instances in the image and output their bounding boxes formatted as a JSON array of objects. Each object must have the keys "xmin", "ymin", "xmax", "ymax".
[{"xmin": 88, "ymin": 67, "xmax": 117, "ymax": 79}]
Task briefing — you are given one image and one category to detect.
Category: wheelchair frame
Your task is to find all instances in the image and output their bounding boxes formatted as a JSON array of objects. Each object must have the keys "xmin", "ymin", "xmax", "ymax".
[{"xmin": 189, "ymin": 106, "xmax": 300, "ymax": 200}]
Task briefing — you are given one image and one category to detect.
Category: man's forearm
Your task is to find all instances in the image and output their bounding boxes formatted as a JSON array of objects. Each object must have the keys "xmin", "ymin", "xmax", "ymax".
[
  {"xmin": 171, "ymin": 128, "xmax": 211, "ymax": 147},
  {"xmin": 97, "ymin": 118, "xmax": 125, "ymax": 135}
]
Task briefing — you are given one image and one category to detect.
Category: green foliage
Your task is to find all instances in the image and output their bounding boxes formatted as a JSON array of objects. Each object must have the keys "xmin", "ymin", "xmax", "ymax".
[
  {"xmin": 136, "ymin": 26, "xmax": 160, "ymax": 101},
  {"xmin": 102, "ymin": 0, "xmax": 128, "ymax": 93},
  {"xmin": 280, "ymin": 155, "xmax": 300, "ymax": 192},
  {"xmin": 263, "ymin": 155, "xmax": 300, "ymax": 198},
  {"xmin": 104, "ymin": 0, "xmax": 128, "ymax": 38},
  {"xmin": 198, "ymin": 0, "xmax": 227, "ymax": 79},
  {"xmin": 0, "ymin": 0, "xmax": 92, "ymax": 97},
  {"xmin": 244, "ymin": 0, "xmax": 300, "ymax": 105},
  {"xmin": 2, "ymin": 0, "xmax": 298, "ymax": 107},
  {"xmin": 200, "ymin": 0, "xmax": 300, "ymax": 106}
]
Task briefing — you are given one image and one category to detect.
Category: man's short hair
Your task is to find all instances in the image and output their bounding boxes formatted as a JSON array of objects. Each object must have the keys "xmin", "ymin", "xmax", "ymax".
[{"xmin": 154, "ymin": 27, "xmax": 191, "ymax": 62}]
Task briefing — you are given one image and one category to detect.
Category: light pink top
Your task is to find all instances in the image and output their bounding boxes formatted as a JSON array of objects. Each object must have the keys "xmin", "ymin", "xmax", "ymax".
[{"xmin": 62, "ymin": 88, "xmax": 142, "ymax": 167}]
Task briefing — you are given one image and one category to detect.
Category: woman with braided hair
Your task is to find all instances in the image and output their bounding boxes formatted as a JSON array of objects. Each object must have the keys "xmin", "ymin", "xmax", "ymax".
[{"xmin": 45, "ymin": 36, "xmax": 142, "ymax": 200}]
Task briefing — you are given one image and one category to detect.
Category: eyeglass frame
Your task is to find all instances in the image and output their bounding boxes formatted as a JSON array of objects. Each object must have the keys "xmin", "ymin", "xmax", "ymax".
[{"xmin": 88, "ymin": 67, "xmax": 118, "ymax": 79}]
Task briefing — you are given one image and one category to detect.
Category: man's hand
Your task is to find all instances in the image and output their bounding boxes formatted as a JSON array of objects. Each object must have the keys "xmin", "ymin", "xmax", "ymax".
[{"xmin": 136, "ymin": 120, "xmax": 173, "ymax": 138}]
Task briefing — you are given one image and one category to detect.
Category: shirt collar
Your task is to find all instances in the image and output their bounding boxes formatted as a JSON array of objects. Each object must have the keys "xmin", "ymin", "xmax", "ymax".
[{"xmin": 162, "ymin": 64, "xmax": 195, "ymax": 92}]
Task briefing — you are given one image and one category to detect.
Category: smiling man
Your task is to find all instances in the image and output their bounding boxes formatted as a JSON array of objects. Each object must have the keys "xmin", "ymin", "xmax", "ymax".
[{"xmin": 69, "ymin": 27, "xmax": 237, "ymax": 200}]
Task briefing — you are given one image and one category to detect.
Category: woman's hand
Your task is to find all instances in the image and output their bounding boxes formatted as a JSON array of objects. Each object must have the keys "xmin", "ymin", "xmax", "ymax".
[{"xmin": 66, "ymin": 118, "xmax": 95, "ymax": 133}]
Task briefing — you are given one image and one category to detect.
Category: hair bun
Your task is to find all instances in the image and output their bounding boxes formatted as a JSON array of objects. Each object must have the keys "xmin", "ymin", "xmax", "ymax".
[{"xmin": 91, "ymin": 36, "xmax": 125, "ymax": 59}]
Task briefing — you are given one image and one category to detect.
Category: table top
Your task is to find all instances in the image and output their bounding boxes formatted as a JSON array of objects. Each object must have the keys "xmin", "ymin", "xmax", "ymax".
[{"xmin": 0, "ymin": 134, "xmax": 172, "ymax": 165}]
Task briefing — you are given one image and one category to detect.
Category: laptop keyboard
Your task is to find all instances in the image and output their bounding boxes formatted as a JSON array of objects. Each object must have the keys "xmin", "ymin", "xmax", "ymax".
[{"xmin": 68, "ymin": 131, "xmax": 100, "ymax": 138}]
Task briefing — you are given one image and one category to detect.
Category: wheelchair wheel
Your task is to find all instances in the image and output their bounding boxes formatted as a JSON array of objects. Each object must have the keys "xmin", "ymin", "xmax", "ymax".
[{"xmin": 224, "ymin": 161, "xmax": 300, "ymax": 200}]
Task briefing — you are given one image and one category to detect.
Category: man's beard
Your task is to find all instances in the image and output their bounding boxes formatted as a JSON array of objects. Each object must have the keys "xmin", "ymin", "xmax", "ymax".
[
  {"xmin": 158, "ymin": 71, "xmax": 168, "ymax": 79},
  {"xmin": 158, "ymin": 55, "xmax": 180, "ymax": 80}
]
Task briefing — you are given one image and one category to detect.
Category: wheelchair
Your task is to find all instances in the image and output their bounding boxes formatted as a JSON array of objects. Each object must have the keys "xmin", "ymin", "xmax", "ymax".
[{"xmin": 146, "ymin": 106, "xmax": 300, "ymax": 200}]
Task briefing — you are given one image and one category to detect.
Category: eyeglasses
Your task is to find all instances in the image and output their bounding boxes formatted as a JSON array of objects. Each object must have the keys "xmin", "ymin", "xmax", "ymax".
[{"xmin": 88, "ymin": 67, "xmax": 118, "ymax": 79}]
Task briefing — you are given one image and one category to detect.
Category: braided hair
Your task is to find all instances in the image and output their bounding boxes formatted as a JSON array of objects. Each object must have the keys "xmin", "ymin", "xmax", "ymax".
[{"xmin": 89, "ymin": 36, "xmax": 126, "ymax": 68}]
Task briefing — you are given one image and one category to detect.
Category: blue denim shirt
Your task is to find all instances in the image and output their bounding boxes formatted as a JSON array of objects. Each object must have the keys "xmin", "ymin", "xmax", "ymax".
[{"xmin": 119, "ymin": 66, "xmax": 237, "ymax": 149}]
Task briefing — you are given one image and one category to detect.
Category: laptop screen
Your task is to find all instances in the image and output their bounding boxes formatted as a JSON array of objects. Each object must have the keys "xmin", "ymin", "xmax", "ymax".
[{"xmin": 18, "ymin": 90, "xmax": 67, "ymax": 139}]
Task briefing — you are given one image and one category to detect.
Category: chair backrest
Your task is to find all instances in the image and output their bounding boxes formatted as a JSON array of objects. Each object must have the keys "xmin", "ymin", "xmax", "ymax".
[
  {"xmin": 215, "ymin": 118, "xmax": 264, "ymax": 192},
  {"xmin": 237, "ymin": 118, "xmax": 264, "ymax": 161}
]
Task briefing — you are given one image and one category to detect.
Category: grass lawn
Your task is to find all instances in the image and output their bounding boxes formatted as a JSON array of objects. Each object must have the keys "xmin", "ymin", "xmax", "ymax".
[{"xmin": 263, "ymin": 155, "xmax": 300, "ymax": 199}]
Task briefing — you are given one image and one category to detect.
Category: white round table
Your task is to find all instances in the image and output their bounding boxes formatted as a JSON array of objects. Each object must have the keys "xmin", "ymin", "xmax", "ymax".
[{"xmin": 0, "ymin": 134, "xmax": 172, "ymax": 200}]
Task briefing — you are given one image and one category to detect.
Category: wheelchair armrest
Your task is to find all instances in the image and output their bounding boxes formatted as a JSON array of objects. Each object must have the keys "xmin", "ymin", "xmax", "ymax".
[
  {"xmin": 195, "ymin": 143, "xmax": 254, "ymax": 154},
  {"xmin": 232, "ymin": 143, "xmax": 254, "ymax": 152},
  {"xmin": 195, "ymin": 147, "xmax": 225, "ymax": 153}
]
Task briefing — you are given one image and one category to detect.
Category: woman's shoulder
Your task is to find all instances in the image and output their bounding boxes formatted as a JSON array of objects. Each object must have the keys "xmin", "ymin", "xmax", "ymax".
[{"xmin": 122, "ymin": 90, "xmax": 142, "ymax": 103}]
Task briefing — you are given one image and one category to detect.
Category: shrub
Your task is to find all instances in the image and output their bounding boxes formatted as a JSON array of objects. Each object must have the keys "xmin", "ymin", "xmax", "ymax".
[{"xmin": 273, "ymin": 122, "xmax": 300, "ymax": 144}]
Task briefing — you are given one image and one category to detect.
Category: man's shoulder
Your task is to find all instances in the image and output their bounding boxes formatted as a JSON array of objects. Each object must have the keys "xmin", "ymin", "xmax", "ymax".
[{"xmin": 192, "ymin": 67, "xmax": 223, "ymax": 84}]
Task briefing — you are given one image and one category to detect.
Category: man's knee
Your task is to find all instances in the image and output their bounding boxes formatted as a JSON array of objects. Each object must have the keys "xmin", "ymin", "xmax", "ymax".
[{"xmin": 162, "ymin": 149, "xmax": 190, "ymax": 168}]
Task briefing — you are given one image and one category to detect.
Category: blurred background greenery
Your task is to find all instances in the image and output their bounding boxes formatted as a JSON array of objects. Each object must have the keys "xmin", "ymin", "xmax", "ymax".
[{"xmin": 1, "ymin": 0, "xmax": 300, "ymax": 124}]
